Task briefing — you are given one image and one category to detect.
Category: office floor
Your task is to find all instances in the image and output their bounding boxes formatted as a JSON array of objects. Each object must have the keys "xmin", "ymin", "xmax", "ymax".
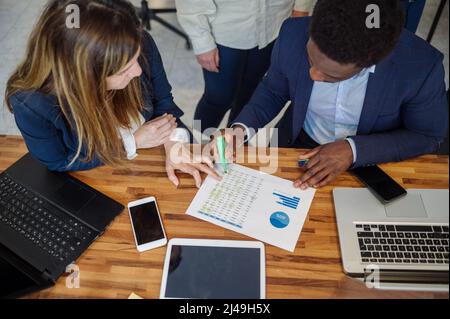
[{"xmin": 0, "ymin": 0, "xmax": 449, "ymax": 136}]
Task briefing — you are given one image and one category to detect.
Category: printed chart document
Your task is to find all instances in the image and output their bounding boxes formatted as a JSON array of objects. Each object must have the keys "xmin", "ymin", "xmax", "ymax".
[{"xmin": 186, "ymin": 164, "xmax": 316, "ymax": 252}]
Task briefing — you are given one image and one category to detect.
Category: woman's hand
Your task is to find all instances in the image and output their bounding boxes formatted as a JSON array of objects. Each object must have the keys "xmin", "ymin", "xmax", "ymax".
[
  {"xmin": 134, "ymin": 114, "xmax": 177, "ymax": 149},
  {"xmin": 164, "ymin": 141, "xmax": 221, "ymax": 188}
]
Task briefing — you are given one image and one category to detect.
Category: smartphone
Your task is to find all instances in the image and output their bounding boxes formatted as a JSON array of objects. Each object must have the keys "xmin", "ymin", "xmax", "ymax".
[
  {"xmin": 351, "ymin": 165, "xmax": 407, "ymax": 204},
  {"xmin": 128, "ymin": 197, "xmax": 167, "ymax": 252}
]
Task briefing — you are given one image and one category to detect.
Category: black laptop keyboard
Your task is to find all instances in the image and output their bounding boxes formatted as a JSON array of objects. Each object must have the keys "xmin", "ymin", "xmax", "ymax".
[
  {"xmin": 0, "ymin": 175, "xmax": 93, "ymax": 263},
  {"xmin": 356, "ymin": 223, "xmax": 449, "ymax": 265}
]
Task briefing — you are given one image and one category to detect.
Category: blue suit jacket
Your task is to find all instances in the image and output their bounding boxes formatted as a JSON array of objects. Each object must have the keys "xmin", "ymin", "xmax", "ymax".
[
  {"xmin": 9, "ymin": 32, "xmax": 184, "ymax": 171},
  {"xmin": 234, "ymin": 18, "xmax": 448, "ymax": 167}
]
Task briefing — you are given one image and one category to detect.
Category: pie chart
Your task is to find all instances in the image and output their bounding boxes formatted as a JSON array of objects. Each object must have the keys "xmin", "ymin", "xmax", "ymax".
[{"xmin": 270, "ymin": 212, "xmax": 290, "ymax": 229}]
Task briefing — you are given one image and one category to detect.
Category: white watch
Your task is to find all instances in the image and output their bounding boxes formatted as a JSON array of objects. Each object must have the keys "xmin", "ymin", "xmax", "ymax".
[{"xmin": 170, "ymin": 128, "xmax": 190, "ymax": 144}]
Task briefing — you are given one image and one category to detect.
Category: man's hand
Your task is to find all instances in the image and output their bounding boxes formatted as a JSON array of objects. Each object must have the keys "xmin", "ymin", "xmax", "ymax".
[
  {"xmin": 294, "ymin": 140, "xmax": 354, "ymax": 189},
  {"xmin": 196, "ymin": 48, "xmax": 220, "ymax": 73}
]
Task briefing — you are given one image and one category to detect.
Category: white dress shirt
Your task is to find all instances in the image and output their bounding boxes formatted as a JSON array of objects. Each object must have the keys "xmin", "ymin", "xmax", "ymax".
[
  {"xmin": 303, "ymin": 66, "xmax": 376, "ymax": 163},
  {"xmin": 175, "ymin": 0, "xmax": 311, "ymax": 55},
  {"xmin": 119, "ymin": 114, "xmax": 145, "ymax": 160}
]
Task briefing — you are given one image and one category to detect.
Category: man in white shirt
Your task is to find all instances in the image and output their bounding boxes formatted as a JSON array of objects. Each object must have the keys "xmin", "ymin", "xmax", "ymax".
[{"xmin": 175, "ymin": 0, "xmax": 312, "ymax": 131}]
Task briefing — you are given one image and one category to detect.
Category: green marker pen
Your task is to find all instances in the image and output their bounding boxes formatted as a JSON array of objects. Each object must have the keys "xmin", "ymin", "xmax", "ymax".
[{"xmin": 216, "ymin": 135, "xmax": 228, "ymax": 173}]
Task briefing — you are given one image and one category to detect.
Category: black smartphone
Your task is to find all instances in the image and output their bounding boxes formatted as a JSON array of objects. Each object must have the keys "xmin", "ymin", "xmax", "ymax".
[{"xmin": 351, "ymin": 165, "xmax": 407, "ymax": 204}]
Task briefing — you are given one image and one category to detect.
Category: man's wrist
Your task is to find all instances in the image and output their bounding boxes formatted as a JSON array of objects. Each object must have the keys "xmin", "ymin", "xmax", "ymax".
[
  {"xmin": 345, "ymin": 138, "xmax": 357, "ymax": 164},
  {"xmin": 230, "ymin": 122, "xmax": 251, "ymax": 143}
]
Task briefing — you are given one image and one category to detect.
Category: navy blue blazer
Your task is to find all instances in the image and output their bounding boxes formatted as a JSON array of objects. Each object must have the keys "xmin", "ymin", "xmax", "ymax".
[
  {"xmin": 9, "ymin": 32, "xmax": 184, "ymax": 172},
  {"xmin": 234, "ymin": 18, "xmax": 448, "ymax": 167}
]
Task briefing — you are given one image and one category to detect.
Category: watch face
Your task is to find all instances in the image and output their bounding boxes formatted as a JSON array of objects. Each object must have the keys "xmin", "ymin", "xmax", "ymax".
[{"xmin": 170, "ymin": 128, "xmax": 190, "ymax": 143}]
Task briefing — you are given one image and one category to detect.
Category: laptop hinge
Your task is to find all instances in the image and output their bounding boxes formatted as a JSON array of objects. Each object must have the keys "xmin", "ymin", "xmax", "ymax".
[
  {"xmin": 363, "ymin": 268, "xmax": 449, "ymax": 285},
  {"xmin": 42, "ymin": 270, "xmax": 56, "ymax": 284}
]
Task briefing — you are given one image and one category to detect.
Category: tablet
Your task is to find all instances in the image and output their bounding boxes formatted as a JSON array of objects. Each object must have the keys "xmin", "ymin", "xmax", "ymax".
[{"xmin": 160, "ymin": 238, "xmax": 265, "ymax": 299}]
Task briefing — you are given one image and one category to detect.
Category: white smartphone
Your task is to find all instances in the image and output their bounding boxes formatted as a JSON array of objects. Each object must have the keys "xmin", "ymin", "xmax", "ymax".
[{"xmin": 128, "ymin": 196, "xmax": 167, "ymax": 252}]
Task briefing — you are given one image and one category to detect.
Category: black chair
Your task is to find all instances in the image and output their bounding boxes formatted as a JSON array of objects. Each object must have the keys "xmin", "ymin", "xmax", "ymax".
[{"xmin": 135, "ymin": 0, "xmax": 191, "ymax": 49}]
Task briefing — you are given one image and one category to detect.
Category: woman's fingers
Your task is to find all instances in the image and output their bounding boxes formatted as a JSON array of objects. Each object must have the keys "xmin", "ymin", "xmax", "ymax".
[
  {"xmin": 181, "ymin": 165, "xmax": 202, "ymax": 188},
  {"xmin": 192, "ymin": 162, "xmax": 221, "ymax": 181},
  {"xmin": 165, "ymin": 163, "xmax": 179, "ymax": 187},
  {"xmin": 151, "ymin": 114, "xmax": 174, "ymax": 129},
  {"xmin": 157, "ymin": 118, "xmax": 177, "ymax": 135},
  {"xmin": 200, "ymin": 154, "xmax": 215, "ymax": 169}
]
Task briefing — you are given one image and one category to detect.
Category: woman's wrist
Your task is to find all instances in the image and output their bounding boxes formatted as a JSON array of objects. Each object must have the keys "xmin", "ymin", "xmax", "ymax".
[{"xmin": 133, "ymin": 131, "xmax": 142, "ymax": 150}]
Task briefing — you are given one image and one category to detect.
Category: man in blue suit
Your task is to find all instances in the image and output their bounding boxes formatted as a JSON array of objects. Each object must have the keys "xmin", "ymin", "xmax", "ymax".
[{"xmin": 215, "ymin": 0, "xmax": 448, "ymax": 190}]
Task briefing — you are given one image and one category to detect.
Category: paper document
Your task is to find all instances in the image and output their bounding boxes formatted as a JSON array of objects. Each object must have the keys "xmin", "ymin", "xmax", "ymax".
[{"xmin": 186, "ymin": 164, "xmax": 316, "ymax": 252}]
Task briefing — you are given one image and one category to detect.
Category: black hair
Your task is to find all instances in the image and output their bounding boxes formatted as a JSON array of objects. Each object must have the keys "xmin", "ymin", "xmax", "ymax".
[{"xmin": 310, "ymin": 0, "xmax": 405, "ymax": 67}]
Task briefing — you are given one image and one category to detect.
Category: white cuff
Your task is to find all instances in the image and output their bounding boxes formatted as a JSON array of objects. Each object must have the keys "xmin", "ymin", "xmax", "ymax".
[
  {"xmin": 121, "ymin": 130, "xmax": 138, "ymax": 160},
  {"xmin": 191, "ymin": 35, "xmax": 217, "ymax": 55},
  {"xmin": 345, "ymin": 138, "xmax": 357, "ymax": 164},
  {"xmin": 170, "ymin": 128, "xmax": 190, "ymax": 144},
  {"xmin": 230, "ymin": 122, "xmax": 254, "ymax": 144},
  {"xmin": 294, "ymin": 0, "xmax": 315, "ymax": 12}
]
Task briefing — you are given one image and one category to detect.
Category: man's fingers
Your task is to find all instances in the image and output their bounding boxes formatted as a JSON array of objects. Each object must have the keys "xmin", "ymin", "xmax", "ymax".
[
  {"xmin": 298, "ymin": 147, "xmax": 321, "ymax": 160},
  {"xmin": 214, "ymin": 50, "xmax": 220, "ymax": 69},
  {"xmin": 307, "ymin": 168, "xmax": 331, "ymax": 188},
  {"xmin": 209, "ymin": 62, "xmax": 219, "ymax": 72},
  {"xmin": 201, "ymin": 59, "xmax": 217, "ymax": 72},
  {"xmin": 165, "ymin": 164, "xmax": 179, "ymax": 188},
  {"xmin": 317, "ymin": 173, "xmax": 337, "ymax": 188},
  {"xmin": 304, "ymin": 153, "xmax": 320, "ymax": 170},
  {"xmin": 299, "ymin": 161, "xmax": 327, "ymax": 185}
]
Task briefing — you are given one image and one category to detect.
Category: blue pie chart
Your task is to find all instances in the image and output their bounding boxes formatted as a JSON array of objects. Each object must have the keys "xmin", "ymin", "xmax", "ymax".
[{"xmin": 270, "ymin": 212, "xmax": 290, "ymax": 229}]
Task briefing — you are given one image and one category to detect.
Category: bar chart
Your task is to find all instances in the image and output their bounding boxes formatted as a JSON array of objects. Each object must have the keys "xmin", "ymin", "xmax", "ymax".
[{"xmin": 273, "ymin": 192, "xmax": 300, "ymax": 210}]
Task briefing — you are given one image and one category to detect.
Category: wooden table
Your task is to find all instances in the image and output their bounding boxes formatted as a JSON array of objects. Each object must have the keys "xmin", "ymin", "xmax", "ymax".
[{"xmin": 0, "ymin": 135, "xmax": 448, "ymax": 299}]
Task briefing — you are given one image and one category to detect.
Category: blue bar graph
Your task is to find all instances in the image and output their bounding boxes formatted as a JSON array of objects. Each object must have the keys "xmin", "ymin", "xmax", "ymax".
[{"xmin": 273, "ymin": 192, "xmax": 300, "ymax": 210}]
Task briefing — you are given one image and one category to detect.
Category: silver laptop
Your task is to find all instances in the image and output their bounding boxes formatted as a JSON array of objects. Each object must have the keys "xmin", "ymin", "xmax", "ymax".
[{"xmin": 333, "ymin": 188, "xmax": 449, "ymax": 291}]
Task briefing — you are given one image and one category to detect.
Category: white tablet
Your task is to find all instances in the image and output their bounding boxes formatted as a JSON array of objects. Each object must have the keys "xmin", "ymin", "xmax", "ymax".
[{"xmin": 160, "ymin": 238, "xmax": 265, "ymax": 299}]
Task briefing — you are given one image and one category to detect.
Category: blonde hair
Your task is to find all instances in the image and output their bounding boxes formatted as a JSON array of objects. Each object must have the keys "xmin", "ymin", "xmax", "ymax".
[{"xmin": 5, "ymin": 0, "xmax": 145, "ymax": 167}]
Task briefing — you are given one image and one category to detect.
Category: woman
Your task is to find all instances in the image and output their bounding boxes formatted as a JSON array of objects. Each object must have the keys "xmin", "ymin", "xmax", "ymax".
[{"xmin": 5, "ymin": 0, "xmax": 218, "ymax": 188}]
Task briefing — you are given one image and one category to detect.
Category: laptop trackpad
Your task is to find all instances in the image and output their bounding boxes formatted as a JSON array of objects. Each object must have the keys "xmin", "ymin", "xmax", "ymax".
[
  {"xmin": 384, "ymin": 194, "xmax": 428, "ymax": 218},
  {"xmin": 53, "ymin": 180, "xmax": 96, "ymax": 212}
]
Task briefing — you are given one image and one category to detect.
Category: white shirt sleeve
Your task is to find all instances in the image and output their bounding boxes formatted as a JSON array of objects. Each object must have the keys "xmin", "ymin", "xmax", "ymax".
[
  {"xmin": 294, "ymin": 0, "xmax": 316, "ymax": 13},
  {"xmin": 119, "ymin": 114, "xmax": 145, "ymax": 160},
  {"xmin": 119, "ymin": 128, "xmax": 139, "ymax": 160},
  {"xmin": 345, "ymin": 138, "xmax": 357, "ymax": 164},
  {"xmin": 230, "ymin": 122, "xmax": 255, "ymax": 144},
  {"xmin": 175, "ymin": 0, "xmax": 218, "ymax": 55}
]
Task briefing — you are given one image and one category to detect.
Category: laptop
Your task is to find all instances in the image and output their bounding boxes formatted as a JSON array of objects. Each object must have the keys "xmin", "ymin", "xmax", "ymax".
[
  {"xmin": 333, "ymin": 188, "xmax": 449, "ymax": 291},
  {"xmin": 0, "ymin": 153, "xmax": 124, "ymax": 298}
]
